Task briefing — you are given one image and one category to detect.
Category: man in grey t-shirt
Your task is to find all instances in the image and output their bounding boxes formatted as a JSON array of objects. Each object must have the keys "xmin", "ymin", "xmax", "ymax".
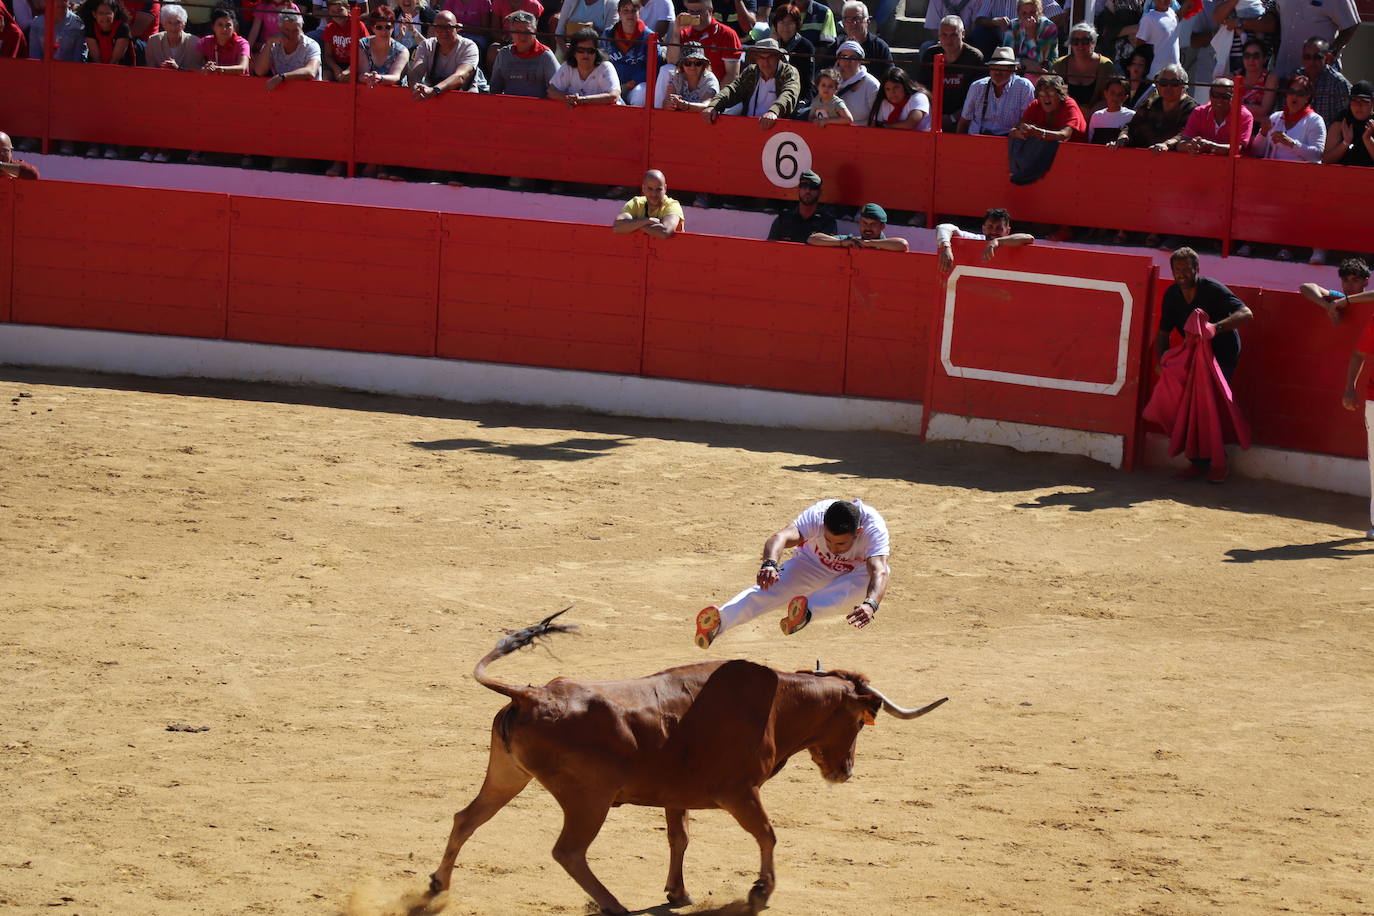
[
  {"xmin": 253, "ymin": 12, "xmax": 322, "ymax": 85},
  {"xmin": 409, "ymin": 10, "xmax": 483, "ymax": 96}
]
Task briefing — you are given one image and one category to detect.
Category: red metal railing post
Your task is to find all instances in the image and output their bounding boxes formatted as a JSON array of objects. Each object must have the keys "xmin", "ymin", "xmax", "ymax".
[
  {"xmin": 1222, "ymin": 84, "xmax": 1243, "ymax": 256},
  {"xmin": 348, "ymin": 2, "xmax": 361, "ymax": 178},
  {"xmin": 644, "ymin": 32, "xmax": 658, "ymax": 175},
  {"xmin": 927, "ymin": 51, "xmax": 945, "ymax": 228},
  {"xmin": 42, "ymin": 0, "xmax": 57, "ymax": 154}
]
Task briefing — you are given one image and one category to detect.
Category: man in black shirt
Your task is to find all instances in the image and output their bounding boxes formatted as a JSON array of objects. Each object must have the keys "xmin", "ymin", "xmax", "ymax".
[
  {"xmin": 916, "ymin": 15, "xmax": 985, "ymax": 132},
  {"xmin": 767, "ymin": 169, "xmax": 838, "ymax": 242}
]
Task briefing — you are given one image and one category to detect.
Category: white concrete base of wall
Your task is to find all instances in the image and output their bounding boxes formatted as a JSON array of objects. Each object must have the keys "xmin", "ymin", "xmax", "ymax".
[
  {"xmin": 1142, "ymin": 432, "xmax": 1369, "ymax": 498},
  {"xmin": 0, "ymin": 324, "xmax": 923, "ymax": 435},
  {"xmin": 925, "ymin": 412, "xmax": 1126, "ymax": 468}
]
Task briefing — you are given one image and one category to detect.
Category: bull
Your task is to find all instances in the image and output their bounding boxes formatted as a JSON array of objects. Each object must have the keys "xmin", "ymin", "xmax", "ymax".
[{"xmin": 427, "ymin": 611, "xmax": 947, "ymax": 914}]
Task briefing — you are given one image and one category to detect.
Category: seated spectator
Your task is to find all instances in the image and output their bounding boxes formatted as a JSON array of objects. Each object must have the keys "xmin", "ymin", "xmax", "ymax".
[
  {"xmin": 1132, "ymin": 0, "xmax": 1178, "ymax": 77},
  {"xmin": 1301, "ymin": 257, "xmax": 1373, "ymax": 324},
  {"xmin": 1051, "ymin": 22, "xmax": 1117, "ymax": 112},
  {"xmin": 197, "ymin": 8, "xmax": 250, "ymax": 73},
  {"xmin": 767, "ymin": 168, "xmax": 837, "ymax": 242},
  {"xmin": 550, "ymin": 28, "xmax": 621, "ymax": 105},
  {"xmin": 1258, "ymin": 73, "xmax": 1325, "ymax": 163},
  {"xmin": 1322, "ymin": 80, "xmax": 1373, "ymax": 167},
  {"xmin": 0, "ymin": 131, "xmax": 40, "ymax": 180},
  {"xmin": 916, "ymin": 15, "xmax": 985, "ymax": 132},
  {"xmin": 701, "ymin": 36, "xmax": 798, "ymax": 128},
  {"xmin": 409, "ymin": 10, "xmax": 483, "ymax": 96},
  {"xmin": 1087, "ymin": 75, "xmax": 1133, "ymax": 143},
  {"xmin": 253, "ymin": 9, "xmax": 320, "ymax": 84},
  {"xmin": 612, "ymin": 169, "xmax": 683, "ymax": 237},
  {"xmin": 808, "ymin": 67, "xmax": 854, "ymax": 126},
  {"xmin": 358, "ymin": 5, "xmax": 410, "ymax": 88},
  {"xmin": 1168, "ymin": 77, "xmax": 1252, "ymax": 154},
  {"xmin": 393, "ymin": 0, "xmax": 433, "ymax": 51},
  {"xmin": 667, "ymin": 0, "xmax": 741, "ymax": 84},
  {"xmin": 603, "ymin": 0, "xmax": 652, "ymax": 107},
  {"xmin": 1109, "ymin": 62, "xmax": 1194, "ymax": 148},
  {"xmin": 957, "ymin": 45, "xmax": 1034, "ymax": 136},
  {"xmin": 1010, "ymin": 72, "xmax": 1085, "ymax": 140},
  {"xmin": 2, "ymin": 0, "xmax": 27, "ymax": 56},
  {"xmin": 80, "ymin": 0, "xmax": 135, "ymax": 66},
  {"xmin": 1002, "ymin": 0, "xmax": 1057, "ymax": 75},
  {"xmin": 1296, "ymin": 37, "xmax": 1349, "ymax": 125},
  {"xmin": 818, "ymin": 0, "xmax": 889, "ymax": 71},
  {"xmin": 1121, "ymin": 45, "xmax": 1154, "ymax": 108},
  {"xmin": 831, "ymin": 39, "xmax": 878, "ymax": 123},
  {"xmin": 445, "ymin": 0, "xmax": 492, "ymax": 54},
  {"xmin": 246, "ymin": 0, "xmax": 301, "ymax": 50},
  {"xmin": 28, "ymin": 0, "xmax": 87, "ymax": 60},
  {"xmin": 656, "ymin": 40, "xmax": 719, "ymax": 110},
  {"xmin": 807, "ymin": 202, "xmax": 909, "ymax": 251},
  {"xmin": 1233, "ymin": 37, "xmax": 1276, "ymax": 131},
  {"xmin": 145, "ymin": 3, "xmax": 202, "ymax": 69},
  {"xmin": 870, "ymin": 67, "xmax": 930, "ymax": 130},
  {"xmin": 320, "ymin": 0, "xmax": 364, "ymax": 82},
  {"xmin": 751, "ymin": 4, "xmax": 814, "ymax": 104},
  {"xmin": 484, "ymin": 0, "xmax": 541, "ymax": 69},
  {"xmin": 935, "ymin": 207, "xmax": 1034, "ymax": 272},
  {"xmin": 490, "ymin": 10, "xmax": 557, "ymax": 96}
]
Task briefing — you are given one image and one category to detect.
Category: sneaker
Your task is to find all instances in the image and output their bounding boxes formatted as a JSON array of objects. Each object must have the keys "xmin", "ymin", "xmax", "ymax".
[
  {"xmin": 1366, "ymin": 528, "xmax": 1374, "ymax": 540},
  {"xmin": 153, "ymin": 151, "xmax": 170, "ymax": 163},
  {"xmin": 325, "ymin": 161, "xmax": 344, "ymax": 178},
  {"xmin": 1236, "ymin": 243, "xmax": 1252, "ymax": 257},
  {"xmin": 85, "ymin": 147, "xmax": 100, "ymax": 158},
  {"xmin": 506, "ymin": 176, "xmax": 526, "ymax": 190},
  {"xmin": 59, "ymin": 142, "xmax": 76, "ymax": 156},
  {"xmin": 1049, "ymin": 226, "xmax": 1074, "ymax": 242},
  {"xmin": 606, "ymin": 186, "xmax": 628, "ymax": 199},
  {"xmin": 240, "ymin": 156, "xmax": 257, "ymax": 169},
  {"xmin": 139, "ymin": 150, "xmax": 154, "ymax": 162},
  {"xmin": 692, "ymin": 193, "xmax": 711, "ymax": 209},
  {"xmin": 1157, "ymin": 236, "xmax": 1180, "ymax": 251},
  {"xmin": 186, "ymin": 151, "xmax": 203, "ymax": 164},
  {"xmin": 1276, "ymin": 248, "xmax": 1294, "ymax": 261},
  {"xmin": 1207, "ymin": 464, "xmax": 1229, "ymax": 484},
  {"xmin": 1309, "ymin": 248, "xmax": 1327, "ymax": 265},
  {"xmin": 694, "ymin": 606, "xmax": 721, "ymax": 649},
  {"xmin": 780, "ymin": 596, "xmax": 811, "ymax": 636},
  {"xmin": 1173, "ymin": 463, "xmax": 1207, "ymax": 480},
  {"xmin": 103, "ymin": 146, "xmax": 118, "ymax": 159}
]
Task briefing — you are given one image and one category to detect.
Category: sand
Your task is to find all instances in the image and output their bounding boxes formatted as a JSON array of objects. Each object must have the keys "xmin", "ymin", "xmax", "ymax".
[{"xmin": 1, "ymin": 367, "xmax": 1370, "ymax": 916}]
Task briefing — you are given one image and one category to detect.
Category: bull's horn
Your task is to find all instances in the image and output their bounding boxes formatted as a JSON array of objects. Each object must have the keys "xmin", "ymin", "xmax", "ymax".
[{"xmin": 864, "ymin": 686, "xmax": 949, "ymax": 720}]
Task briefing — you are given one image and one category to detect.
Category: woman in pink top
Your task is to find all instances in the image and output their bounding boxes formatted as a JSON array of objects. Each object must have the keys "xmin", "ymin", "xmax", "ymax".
[
  {"xmin": 246, "ymin": 0, "xmax": 301, "ymax": 49},
  {"xmin": 198, "ymin": 8, "xmax": 250, "ymax": 72}
]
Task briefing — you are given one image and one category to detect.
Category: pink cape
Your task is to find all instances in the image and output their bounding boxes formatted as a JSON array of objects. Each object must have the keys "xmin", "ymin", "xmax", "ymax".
[{"xmin": 1143, "ymin": 308, "xmax": 1251, "ymax": 465}]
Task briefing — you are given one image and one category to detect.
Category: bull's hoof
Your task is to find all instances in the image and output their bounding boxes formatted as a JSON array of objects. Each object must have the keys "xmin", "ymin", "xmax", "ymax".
[
  {"xmin": 666, "ymin": 890, "xmax": 694, "ymax": 906},
  {"xmin": 599, "ymin": 906, "xmax": 629, "ymax": 915},
  {"xmin": 747, "ymin": 881, "xmax": 772, "ymax": 913},
  {"xmin": 428, "ymin": 873, "xmax": 444, "ymax": 895}
]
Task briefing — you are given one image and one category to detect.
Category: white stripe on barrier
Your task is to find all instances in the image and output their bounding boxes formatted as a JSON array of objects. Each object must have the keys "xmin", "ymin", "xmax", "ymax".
[{"xmin": 941, "ymin": 266, "xmax": 1134, "ymax": 396}]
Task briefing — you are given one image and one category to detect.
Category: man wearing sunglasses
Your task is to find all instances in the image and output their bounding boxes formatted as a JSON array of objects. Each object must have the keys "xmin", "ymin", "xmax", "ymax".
[
  {"xmin": 1296, "ymin": 37, "xmax": 1350, "ymax": 124},
  {"xmin": 409, "ymin": 10, "xmax": 484, "ymax": 97},
  {"xmin": 1272, "ymin": 0, "xmax": 1358, "ymax": 81},
  {"xmin": 700, "ymin": 36, "xmax": 799, "ymax": 128},
  {"xmin": 490, "ymin": 9, "xmax": 559, "ymax": 96},
  {"xmin": 767, "ymin": 169, "xmax": 837, "ymax": 243},
  {"xmin": 1166, "ymin": 77, "xmax": 1254, "ymax": 154}
]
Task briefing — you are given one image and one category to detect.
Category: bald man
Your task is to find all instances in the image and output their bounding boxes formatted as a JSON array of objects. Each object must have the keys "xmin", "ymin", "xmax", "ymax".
[
  {"xmin": 0, "ymin": 133, "xmax": 40, "ymax": 181},
  {"xmin": 612, "ymin": 170, "xmax": 683, "ymax": 239}
]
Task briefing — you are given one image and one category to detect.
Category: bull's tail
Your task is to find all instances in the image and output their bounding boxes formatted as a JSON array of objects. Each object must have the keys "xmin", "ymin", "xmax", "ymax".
[{"xmin": 472, "ymin": 608, "xmax": 579, "ymax": 700}]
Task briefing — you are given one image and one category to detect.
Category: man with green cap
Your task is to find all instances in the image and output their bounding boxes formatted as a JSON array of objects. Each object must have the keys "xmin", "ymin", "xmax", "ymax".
[
  {"xmin": 766, "ymin": 169, "xmax": 837, "ymax": 243},
  {"xmin": 807, "ymin": 202, "xmax": 909, "ymax": 251}
]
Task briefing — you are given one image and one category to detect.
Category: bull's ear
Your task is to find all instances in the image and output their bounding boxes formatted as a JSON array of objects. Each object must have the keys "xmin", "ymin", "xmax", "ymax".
[
  {"xmin": 862, "ymin": 710, "xmax": 877, "ymax": 726},
  {"xmin": 859, "ymin": 694, "xmax": 882, "ymax": 726}
]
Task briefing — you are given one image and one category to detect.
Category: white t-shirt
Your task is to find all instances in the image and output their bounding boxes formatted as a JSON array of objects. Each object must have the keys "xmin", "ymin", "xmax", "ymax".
[
  {"xmin": 638, "ymin": 0, "xmax": 673, "ymax": 30},
  {"xmin": 793, "ymin": 499, "xmax": 890, "ymax": 575},
  {"xmin": 875, "ymin": 92, "xmax": 931, "ymax": 130},
  {"xmin": 1087, "ymin": 105, "xmax": 1134, "ymax": 143},
  {"xmin": 1135, "ymin": 7, "xmax": 1180, "ymax": 77},
  {"xmin": 549, "ymin": 60, "xmax": 622, "ymax": 98}
]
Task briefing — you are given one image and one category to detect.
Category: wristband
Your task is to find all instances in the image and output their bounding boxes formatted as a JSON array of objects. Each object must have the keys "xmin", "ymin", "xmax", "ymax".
[
  {"xmin": 861, "ymin": 598, "xmax": 879, "ymax": 613},
  {"xmin": 760, "ymin": 559, "xmax": 778, "ymax": 571}
]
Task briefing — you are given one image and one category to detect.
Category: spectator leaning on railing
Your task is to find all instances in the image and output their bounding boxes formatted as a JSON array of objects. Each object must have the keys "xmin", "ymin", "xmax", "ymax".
[
  {"xmin": 1108, "ymin": 61, "xmax": 1193, "ymax": 149},
  {"xmin": 701, "ymin": 35, "xmax": 797, "ymax": 128},
  {"xmin": 490, "ymin": 10, "xmax": 557, "ymax": 96},
  {"xmin": 748, "ymin": 3, "xmax": 815, "ymax": 104},
  {"xmin": 870, "ymin": 67, "xmax": 931, "ymax": 129},
  {"xmin": 27, "ymin": 0, "xmax": 86, "ymax": 60},
  {"xmin": 1166, "ymin": 77, "xmax": 1252, "ymax": 155},
  {"xmin": 1322, "ymin": 80, "xmax": 1373, "ymax": 168},
  {"xmin": 958, "ymin": 45, "xmax": 1034, "ymax": 136},
  {"xmin": 768, "ymin": 168, "xmax": 837, "ymax": 242},
  {"xmin": 253, "ymin": 9, "xmax": 320, "ymax": 85},
  {"xmin": 935, "ymin": 207, "xmax": 1034, "ymax": 272},
  {"xmin": 1258, "ymin": 72, "xmax": 1325, "ymax": 163},
  {"xmin": 656, "ymin": 39, "xmax": 718, "ymax": 110},
  {"xmin": 1010, "ymin": 72, "xmax": 1084, "ymax": 140},
  {"xmin": 613, "ymin": 169, "xmax": 683, "ymax": 237},
  {"xmin": 807, "ymin": 202, "xmax": 909, "ymax": 251},
  {"xmin": 80, "ymin": 0, "xmax": 135, "ymax": 65},
  {"xmin": 357, "ymin": 5, "xmax": 410, "ymax": 88},
  {"xmin": 409, "ymin": 10, "xmax": 484, "ymax": 97},
  {"xmin": 549, "ymin": 28, "xmax": 621, "ymax": 105},
  {"xmin": 145, "ymin": 2, "xmax": 202, "ymax": 68},
  {"xmin": 1301, "ymin": 257, "xmax": 1374, "ymax": 324},
  {"xmin": 1087, "ymin": 75, "xmax": 1133, "ymax": 143},
  {"xmin": 916, "ymin": 15, "xmax": 985, "ymax": 132},
  {"xmin": 319, "ymin": 0, "xmax": 365, "ymax": 81}
]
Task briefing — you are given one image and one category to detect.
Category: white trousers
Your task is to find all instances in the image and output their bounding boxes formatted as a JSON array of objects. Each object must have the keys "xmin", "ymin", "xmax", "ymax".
[
  {"xmin": 717, "ymin": 557, "xmax": 870, "ymax": 635},
  {"xmin": 1366, "ymin": 402, "xmax": 1373, "ymax": 529}
]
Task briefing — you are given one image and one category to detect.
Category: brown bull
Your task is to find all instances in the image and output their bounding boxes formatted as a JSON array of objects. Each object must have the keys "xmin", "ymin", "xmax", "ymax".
[{"xmin": 428, "ymin": 611, "xmax": 947, "ymax": 914}]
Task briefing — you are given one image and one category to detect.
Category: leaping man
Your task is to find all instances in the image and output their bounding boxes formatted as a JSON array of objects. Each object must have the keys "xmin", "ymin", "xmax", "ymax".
[{"xmin": 695, "ymin": 498, "xmax": 891, "ymax": 648}]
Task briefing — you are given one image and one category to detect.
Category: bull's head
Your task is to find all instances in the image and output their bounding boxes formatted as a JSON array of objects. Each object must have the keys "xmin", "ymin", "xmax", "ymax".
[{"xmin": 805, "ymin": 674, "xmax": 949, "ymax": 784}]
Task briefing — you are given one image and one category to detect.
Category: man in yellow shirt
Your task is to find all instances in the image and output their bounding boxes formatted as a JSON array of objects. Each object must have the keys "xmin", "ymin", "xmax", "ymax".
[{"xmin": 612, "ymin": 169, "xmax": 684, "ymax": 238}]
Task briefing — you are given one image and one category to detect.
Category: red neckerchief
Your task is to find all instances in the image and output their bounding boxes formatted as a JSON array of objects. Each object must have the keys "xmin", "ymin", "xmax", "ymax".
[
  {"xmin": 613, "ymin": 19, "xmax": 644, "ymax": 52},
  {"xmin": 884, "ymin": 94, "xmax": 907, "ymax": 124},
  {"xmin": 513, "ymin": 38, "xmax": 550, "ymax": 58},
  {"xmin": 1281, "ymin": 104, "xmax": 1313, "ymax": 129}
]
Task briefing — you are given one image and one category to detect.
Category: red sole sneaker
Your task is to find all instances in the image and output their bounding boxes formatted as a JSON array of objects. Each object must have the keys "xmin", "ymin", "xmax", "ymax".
[
  {"xmin": 780, "ymin": 596, "xmax": 811, "ymax": 636},
  {"xmin": 694, "ymin": 606, "xmax": 721, "ymax": 649}
]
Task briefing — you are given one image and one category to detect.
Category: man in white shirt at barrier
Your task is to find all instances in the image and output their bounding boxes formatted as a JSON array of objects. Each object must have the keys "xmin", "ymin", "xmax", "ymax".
[
  {"xmin": 409, "ymin": 11, "xmax": 484, "ymax": 97},
  {"xmin": 694, "ymin": 498, "xmax": 891, "ymax": 648},
  {"xmin": 935, "ymin": 207, "xmax": 1035, "ymax": 272},
  {"xmin": 958, "ymin": 45, "xmax": 1035, "ymax": 135}
]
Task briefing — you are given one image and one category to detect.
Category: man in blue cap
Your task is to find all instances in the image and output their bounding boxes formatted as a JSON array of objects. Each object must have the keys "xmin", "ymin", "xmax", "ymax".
[
  {"xmin": 806, "ymin": 202, "xmax": 909, "ymax": 251},
  {"xmin": 766, "ymin": 169, "xmax": 837, "ymax": 243}
]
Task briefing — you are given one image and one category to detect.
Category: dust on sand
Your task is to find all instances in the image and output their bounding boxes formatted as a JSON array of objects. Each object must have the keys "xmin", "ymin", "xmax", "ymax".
[{"xmin": 1, "ymin": 368, "xmax": 1371, "ymax": 916}]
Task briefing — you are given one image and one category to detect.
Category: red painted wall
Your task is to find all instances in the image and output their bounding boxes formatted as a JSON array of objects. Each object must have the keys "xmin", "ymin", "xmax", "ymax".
[{"xmin": 0, "ymin": 181, "xmax": 13, "ymax": 323}]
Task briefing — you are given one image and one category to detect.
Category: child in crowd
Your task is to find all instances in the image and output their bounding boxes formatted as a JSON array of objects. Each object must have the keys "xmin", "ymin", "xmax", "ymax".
[
  {"xmin": 1088, "ymin": 76, "xmax": 1134, "ymax": 144},
  {"xmin": 809, "ymin": 68, "xmax": 854, "ymax": 126},
  {"xmin": 1134, "ymin": 0, "xmax": 1179, "ymax": 77}
]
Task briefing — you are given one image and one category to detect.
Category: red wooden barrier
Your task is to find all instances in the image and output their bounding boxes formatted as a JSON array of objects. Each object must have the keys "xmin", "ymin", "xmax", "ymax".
[
  {"xmin": 10, "ymin": 181, "xmax": 229, "ymax": 337},
  {"xmin": 46, "ymin": 65, "xmax": 353, "ymax": 161},
  {"xmin": 0, "ymin": 181, "xmax": 12, "ymax": 323},
  {"xmin": 1230, "ymin": 158, "xmax": 1374, "ymax": 253},
  {"xmin": 0, "ymin": 59, "xmax": 47, "ymax": 140},
  {"xmin": 436, "ymin": 216, "xmax": 646, "ymax": 375},
  {"xmin": 642, "ymin": 233, "xmax": 852, "ymax": 393},
  {"xmin": 845, "ymin": 250, "xmax": 936, "ymax": 401},
  {"xmin": 928, "ymin": 240, "xmax": 1157, "ymax": 464},
  {"xmin": 227, "ymin": 197, "xmax": 439, "ymax": 355},
  {"xmin": 931, "ymin": 133, "xmax": 1232, "ymax": 240},
  {"xmin": 356, "ymin": 88, "xmax": 649, "ymax": 186}
]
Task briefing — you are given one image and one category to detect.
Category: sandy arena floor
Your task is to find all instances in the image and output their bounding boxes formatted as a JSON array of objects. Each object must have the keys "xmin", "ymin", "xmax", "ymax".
[{"xmin": 1, "ymin": 367, "xmax": 1371, "ymax": 916}]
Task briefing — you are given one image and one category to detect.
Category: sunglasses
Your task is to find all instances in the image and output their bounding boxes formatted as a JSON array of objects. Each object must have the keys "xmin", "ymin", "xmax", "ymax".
[
  {"xmin": 1210, "ymin": 92, "xmax": 1233, "ymax": 100},
  {"xmin": 681, "ymin": 59, "xmax": 706, "ymax": 66},
  {"xmin": 574, "ymin": 45, "xmax": 597, "ymax": 53},
  {"xmin": 1069, "ymin": 36, "xmax": 1092, "ymax": 43},
  {"xmin": 1242, "ymin": 51, "xmax": 1263, "ymax": 58},
  {"xmin": 841, "ymin": 14, "xmax": 867, "ymax": 21},
  {"xmin": 837, "ymin": 53, "xmax": 860, "ymax": 60},
  {"xmin": 1156, "ymin": 78, "xmax": 1184, "ymax": 87}
]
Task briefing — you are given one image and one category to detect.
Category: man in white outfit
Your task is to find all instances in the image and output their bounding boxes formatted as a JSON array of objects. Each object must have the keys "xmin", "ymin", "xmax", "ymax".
[{"xmin": 694, "ymin": 498, "xmax": 891, "ymax": 648}]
